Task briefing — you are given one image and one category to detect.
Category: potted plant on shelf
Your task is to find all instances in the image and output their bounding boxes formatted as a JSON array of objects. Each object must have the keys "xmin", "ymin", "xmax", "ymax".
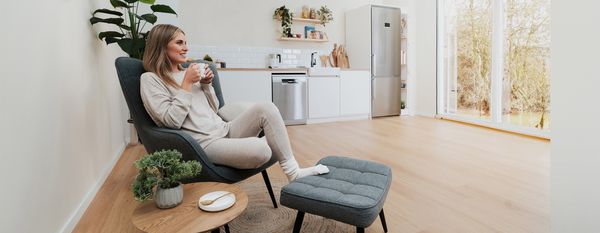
[
  {"xmin": 318, "ymin": 5, "xmax": 333, "ymax": 26},
  {"xmin": 89, "ymin": 0, "xmax": 177, "ymax": 59},
  {"xmin": 273, "ymin": 5, "xmax": 293, "ymax": 38},
  {"xmin": 132, "ymin": 149, "xmax": 202, "ymax": 209}
]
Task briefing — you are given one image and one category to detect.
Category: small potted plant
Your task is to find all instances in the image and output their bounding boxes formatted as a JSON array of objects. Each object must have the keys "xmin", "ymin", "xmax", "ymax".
[
  {"xmin": 318, "ymin": 5, "xmax": 333, "ymax": 26},
  {"xmin": 273, "ymin": 5, "xmax": 293, "ymax": 38},
  {"xmin": 132, "ymin": 149, "xmax": 202, "ymax": 209}
]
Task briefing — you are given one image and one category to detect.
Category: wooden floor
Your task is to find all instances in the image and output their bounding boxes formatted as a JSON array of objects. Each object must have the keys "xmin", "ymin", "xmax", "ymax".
[{"xmin": 73, "ymin": 116, "xmax": 549, "ymax": 233}]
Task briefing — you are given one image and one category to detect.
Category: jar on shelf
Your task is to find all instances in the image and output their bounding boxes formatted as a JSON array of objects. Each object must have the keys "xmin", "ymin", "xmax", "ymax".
[
  {"xmin": 302, "ymin": 6, "xmax": 309, "ymax": 18},
  {"xmin": 309, "ymin": 8, "xmax": 317, "ymax": 19}
]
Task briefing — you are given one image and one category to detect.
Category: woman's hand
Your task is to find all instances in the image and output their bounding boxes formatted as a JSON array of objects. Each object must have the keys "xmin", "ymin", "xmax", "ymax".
[
  {"xmin": 181, "ymin": 63, "xmax": 201, "ymax": 92},
  {"xmin": 200, "ymin": 65, "xmax": 214, "ymax": 84}
]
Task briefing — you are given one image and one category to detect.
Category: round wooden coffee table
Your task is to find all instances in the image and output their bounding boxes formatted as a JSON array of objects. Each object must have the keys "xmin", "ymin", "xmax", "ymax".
[{"xmin": 132, "ymin": 182, "xmax": 248, "ymax": 233}]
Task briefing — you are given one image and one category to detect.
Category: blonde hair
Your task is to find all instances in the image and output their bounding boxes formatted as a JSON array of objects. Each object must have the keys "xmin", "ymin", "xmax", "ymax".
[{"xmin": 143, "ymin": 24, "xmax": 185, "ymax": 88}]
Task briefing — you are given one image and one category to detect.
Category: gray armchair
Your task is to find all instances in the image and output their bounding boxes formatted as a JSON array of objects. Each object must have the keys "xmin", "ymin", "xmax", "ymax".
[{"xmin": 115, "ymin": 57, "xmax": 278, "ymax": 208}]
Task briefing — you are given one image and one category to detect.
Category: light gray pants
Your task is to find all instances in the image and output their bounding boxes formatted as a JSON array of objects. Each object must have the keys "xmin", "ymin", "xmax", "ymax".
[{"xmin": 204, "ymin": 103, "xmax": 293, "ymax": 169}]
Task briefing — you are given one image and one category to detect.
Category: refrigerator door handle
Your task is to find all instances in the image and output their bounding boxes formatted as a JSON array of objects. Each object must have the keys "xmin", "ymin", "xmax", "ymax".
[
  {"xmin": 371, "ymin": 54, "xmax": 376, "ymax": 76},
  {"xmin": 371, "ymin": 77, "xmax": 375, "ymax": 101}
]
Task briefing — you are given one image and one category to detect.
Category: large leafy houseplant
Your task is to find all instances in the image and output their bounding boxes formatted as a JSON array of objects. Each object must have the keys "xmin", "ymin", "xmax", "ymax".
[
  {"xmin": 90, "ymin": 0, "xmax": 177, "ymax": 59},
  {"xmin": 132, "ymin": 149, "xmax": 201, "ymax": 202}
]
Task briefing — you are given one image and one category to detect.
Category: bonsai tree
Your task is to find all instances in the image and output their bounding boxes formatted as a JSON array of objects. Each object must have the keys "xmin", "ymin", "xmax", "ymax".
[
  {"xmin": 273, "ymin": 5, "xmax": 293, "ymax": 38},
  {"xmin": 89, "ymin": 0, "xmax": 178, "ymax": 59},
  {"xmin": 132, "ymin": 149, "xmax": 202, "ymax": 201}
]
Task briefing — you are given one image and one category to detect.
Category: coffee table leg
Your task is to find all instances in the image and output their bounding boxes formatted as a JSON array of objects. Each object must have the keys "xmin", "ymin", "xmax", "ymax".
[
  {"xmin": 211, "ymin": 228, "xmax": 220, "ymax": 233},
  {"xmin": 224, "ymin": 224, "xmax": 230, "ymax": 233}
]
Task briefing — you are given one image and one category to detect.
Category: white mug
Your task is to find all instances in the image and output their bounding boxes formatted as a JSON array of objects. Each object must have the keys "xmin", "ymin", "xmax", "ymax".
[{"xmin": 199, "ymin": 64, "xmax": 208, "ymax": 79}]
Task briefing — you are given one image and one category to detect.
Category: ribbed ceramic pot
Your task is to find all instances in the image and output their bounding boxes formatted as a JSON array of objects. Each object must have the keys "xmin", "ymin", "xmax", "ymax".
[{"xmin": 154, "ymin": 183, "xmax": 183, "ymax": 209}]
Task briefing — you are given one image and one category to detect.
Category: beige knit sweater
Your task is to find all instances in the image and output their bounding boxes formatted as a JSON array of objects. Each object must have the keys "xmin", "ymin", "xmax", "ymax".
[{"xmin": 140, "ymin": 70, "xmax": 229, "ymax": 148}]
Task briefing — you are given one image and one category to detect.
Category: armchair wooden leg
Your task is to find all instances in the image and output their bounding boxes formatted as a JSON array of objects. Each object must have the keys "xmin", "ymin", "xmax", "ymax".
[
  {"xmin": 261, "ymin": 170, "xmax": 278, "ymax": 208},
  {"xmin": 293, "ymin": 211, "xmax": 305, "ymax": 233},
  {"xmin": 380, "ymin": 209, "xmax": 388, "ymax": 232}
]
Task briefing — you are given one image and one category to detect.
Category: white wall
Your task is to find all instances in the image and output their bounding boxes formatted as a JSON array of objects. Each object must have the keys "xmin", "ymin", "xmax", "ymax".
[
  {"xmin": 178, "ymin": 0, "xmax": 386, "ymax": 50},
  {"xmin": 0, "ymin": 0, "xmax": 129, "ymax": 232},
  {"xmin": 551, "ymin": 1, "xmax": 600, "ymax": 232},
  {"xmin": 414, "ymin": 0, "xmax": 438, "ymax": 117}
]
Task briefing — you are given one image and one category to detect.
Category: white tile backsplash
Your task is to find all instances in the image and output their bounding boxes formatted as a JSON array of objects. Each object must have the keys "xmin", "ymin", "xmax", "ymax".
[{"xmin": 189, "ymin": 45, "xmax": 328, "ymax": 68}]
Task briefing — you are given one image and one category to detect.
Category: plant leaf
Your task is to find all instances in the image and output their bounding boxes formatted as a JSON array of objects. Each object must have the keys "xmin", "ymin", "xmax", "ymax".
[
  {"xmin": 110, "ymin": 0, "xmax": 130, "ymax": 8},
  {"xmin": 93, "ymin": 8, "xmax": 123, "ymax": 16},
  {"xmin": 99, "ymin": 31, "xmax": 125, "ymax": 40},
  {"xmin": 105, "ymin": 37, "xmax": 121, "ymax": 45},
  {"xmin": 123, "ymin": 0, "xmax": 138, "ymax": 3},
  {"xmin": 151, "ymin": 4, "xmax": 177, "ymax": 15},
  {"xmin": 139, "ymin": 0, "xmax": 156, "ymax": 4},
  {"xmin": 117, "ymin": 38, "xmax": 133, "ymax": 56},
  {"xmin": 118, "ymin": 38, "xmax": 146, "ymax": 59},
  {"xmin": 119, "ymin": 24, "xmax": 131, "ymax": 30},
  {"xmin": 138, "ymin": 13, "xmax": 157, "ymax": 24},
  {"xmin": 90, "ymin": 17, "xmax": 125, "ymax": 25}
]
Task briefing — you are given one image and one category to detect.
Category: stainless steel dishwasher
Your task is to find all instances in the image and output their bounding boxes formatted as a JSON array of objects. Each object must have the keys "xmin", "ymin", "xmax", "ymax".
[{"xmin": 272, "ymin": 72, "xmax": 308, "ymax": 125}]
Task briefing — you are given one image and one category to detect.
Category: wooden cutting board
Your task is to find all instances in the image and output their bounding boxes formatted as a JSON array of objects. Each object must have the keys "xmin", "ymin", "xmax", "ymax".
[{"xmin": 329, "ymin": 43, "xmax": 350, "ymax": 68}]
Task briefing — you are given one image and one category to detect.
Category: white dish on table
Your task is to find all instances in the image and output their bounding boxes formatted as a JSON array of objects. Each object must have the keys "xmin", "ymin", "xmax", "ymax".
[{"xmin": 198, "ymin": 191, "xmax": 236, "ymax": 212}]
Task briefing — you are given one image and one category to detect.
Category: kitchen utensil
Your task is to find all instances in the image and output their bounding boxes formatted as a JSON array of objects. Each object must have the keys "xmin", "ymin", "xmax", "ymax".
[
  {"xmin": 320, "ymin": 55, "xmax": 329, "ymax": 67},
  {"xmin": 199, "ymin": 192, "xmax": 232, "ymax": 205},
  {"xmin": 331, "ymin": 43, "xmax": 338, "ymax": 67}
]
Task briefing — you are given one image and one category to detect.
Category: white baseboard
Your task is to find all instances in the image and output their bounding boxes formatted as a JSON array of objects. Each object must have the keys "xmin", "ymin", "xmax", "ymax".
[
  {"xmin": 307, "ymin": 114, "xmax": 370, "ymax": 124},
  {"xmin": 59, "ymin": 142, "xmax": 127, "ymax": 233}
]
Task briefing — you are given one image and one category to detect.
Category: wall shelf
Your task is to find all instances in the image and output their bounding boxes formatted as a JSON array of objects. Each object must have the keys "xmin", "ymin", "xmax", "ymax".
[
  {"xmin": 292, "ymin": 17, "xmax": 321, "ymax": 24},
  {"xmin": 278, "ymin": 37, "xmax": 328, "ymax": 42}
]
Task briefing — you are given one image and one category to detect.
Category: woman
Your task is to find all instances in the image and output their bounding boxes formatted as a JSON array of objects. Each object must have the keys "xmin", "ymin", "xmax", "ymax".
[{"xmin": 140, "ymin": 24, "xmax": 328, "ymax": 181}]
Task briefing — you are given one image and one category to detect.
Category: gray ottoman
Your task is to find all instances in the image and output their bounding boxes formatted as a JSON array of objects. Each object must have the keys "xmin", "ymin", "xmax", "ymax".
[{"xmin": 280, "ymin": 156, "xmax": 392, "ymax": 233}]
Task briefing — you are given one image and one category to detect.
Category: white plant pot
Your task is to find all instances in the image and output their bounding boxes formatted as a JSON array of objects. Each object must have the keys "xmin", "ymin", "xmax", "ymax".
[{"xmin": 154, "ymin": 183, "xmax": 183, "ymax": 209}]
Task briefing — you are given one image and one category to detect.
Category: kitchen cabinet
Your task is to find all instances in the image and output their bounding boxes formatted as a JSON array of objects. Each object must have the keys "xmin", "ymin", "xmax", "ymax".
[
  {"xmin": 218, "ymin": 71, "xmax": 272, "ymax": 104},
  {"xmin": 340, "ymin": 71, "xmax": 371, "ymax": 116},
  {"xmin": 308, "ymin": 76, "xmax": 340, "ymax": 119},
  {"xmin": 308, "ymin": 70, "xmax": 371, "ymax": 120}
]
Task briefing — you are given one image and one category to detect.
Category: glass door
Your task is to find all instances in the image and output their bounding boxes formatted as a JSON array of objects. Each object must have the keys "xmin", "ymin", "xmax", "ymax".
[
  {"xmin": 440, "ymin": 0, "xmax": 493, "ymax": 120},
  {"xmin": 438, "ymin": 0, "xmax": 551, "ymax": 135}
]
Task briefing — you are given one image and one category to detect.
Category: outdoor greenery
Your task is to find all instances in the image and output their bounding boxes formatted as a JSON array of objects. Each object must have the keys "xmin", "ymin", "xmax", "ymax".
[
  {"xmin": 504, "ymin": 0, "xmax": 550, "ymax": 128},
  {"xmin": 89, "ymin": 0, "xmax": 177, "ymax": 59},
  {"xmin": 452, "ymin": 0, "xmax": 550, "ymax": 129},
  {"xmin": 132, "ymin": 149, "xmax": 201, "ymax": 202}
]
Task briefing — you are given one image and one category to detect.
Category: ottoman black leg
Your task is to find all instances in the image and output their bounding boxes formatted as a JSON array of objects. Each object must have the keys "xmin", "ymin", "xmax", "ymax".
[
  {"xmin": 211, "ymin": 228, "xmax": 220, "ymax": 233},
  {"xmin": 380, "ymin": 209, "xmax": 388, "ymax": 232},
  {"xmin": 261, "ymin": 170, "xmax": 278, "ymax": 208},
  {"xmin": 356, "ymin": 227, "xmax": 365, "ymax": 233},
  {"xmin": 293, "ymin": 211, "xmax": 305, "ymax": 233}
]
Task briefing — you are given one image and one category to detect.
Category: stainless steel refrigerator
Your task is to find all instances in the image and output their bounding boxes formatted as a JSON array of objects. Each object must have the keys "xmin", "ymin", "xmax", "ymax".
[{"xmin": 371, "ymin": 6, "xmax": 402, "ymax": 117}]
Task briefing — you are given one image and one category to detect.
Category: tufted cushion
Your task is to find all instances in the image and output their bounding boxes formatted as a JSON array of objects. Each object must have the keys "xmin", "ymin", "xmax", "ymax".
[{"xmin": 280, "ymin": 156, "xmax": 392, "ymax": 228}]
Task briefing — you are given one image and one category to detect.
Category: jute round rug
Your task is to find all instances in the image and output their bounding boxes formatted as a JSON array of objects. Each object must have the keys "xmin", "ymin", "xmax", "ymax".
[{"xmin": 225, "ymin": 178, "xmax": 356, "ymax": 233}]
